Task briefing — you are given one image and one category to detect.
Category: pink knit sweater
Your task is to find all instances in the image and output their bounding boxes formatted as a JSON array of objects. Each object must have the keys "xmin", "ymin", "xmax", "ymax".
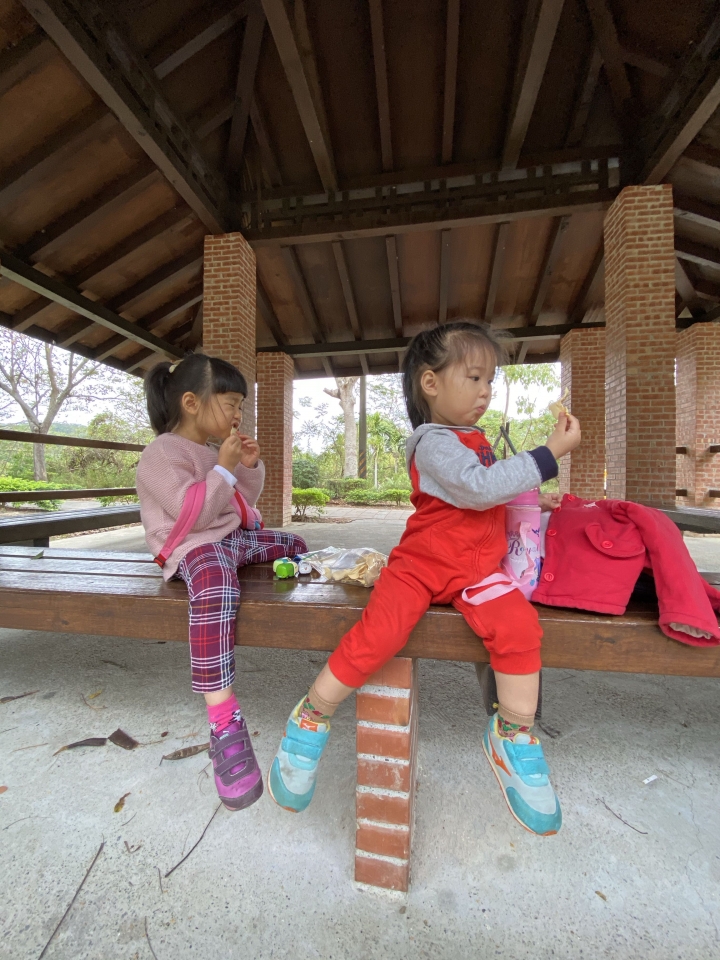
[{"xmin": 136, "ymin": 432, "xmax": 265, "ymax": 579}]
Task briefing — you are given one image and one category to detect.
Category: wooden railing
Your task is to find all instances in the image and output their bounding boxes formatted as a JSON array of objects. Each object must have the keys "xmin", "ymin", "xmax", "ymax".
[{"xmin": 0, "ymin": 429, "xmax": 145, "ymax": 503}]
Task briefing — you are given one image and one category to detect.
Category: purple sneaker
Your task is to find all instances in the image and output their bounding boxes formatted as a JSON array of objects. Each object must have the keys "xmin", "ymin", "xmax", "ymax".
[{"xmin": 209, "ymin": 716, "xmax": 263, "ymax": 811}]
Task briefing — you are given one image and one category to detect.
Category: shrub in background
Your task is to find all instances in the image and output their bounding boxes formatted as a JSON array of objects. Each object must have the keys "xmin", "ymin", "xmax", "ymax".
[
  {"xmin": 292, "ymin": 487, "xmax": 330, "ymax": 519},
  {"xmin": 292, "ymin": 454, "xmax": 320, "ymax": 489},
  {"xmin": 0, "ymin": 476, "xmax": 64, "ymax": 511}
]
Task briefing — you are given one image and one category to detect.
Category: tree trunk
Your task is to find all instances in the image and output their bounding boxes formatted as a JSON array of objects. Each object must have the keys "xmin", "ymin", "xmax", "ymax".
[
  {"xmin": 324, "ymin": 377, "xmax": 358, "ymax": 477},
  {"xmin": 33, "ymin": 439, "xmax": 47, "ymax": 481}
]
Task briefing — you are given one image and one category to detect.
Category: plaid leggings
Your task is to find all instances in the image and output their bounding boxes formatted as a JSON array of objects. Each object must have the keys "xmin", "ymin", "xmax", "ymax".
[{"xmin": 177, "ymin": 527, "xmax": 308, "ymax": 692}]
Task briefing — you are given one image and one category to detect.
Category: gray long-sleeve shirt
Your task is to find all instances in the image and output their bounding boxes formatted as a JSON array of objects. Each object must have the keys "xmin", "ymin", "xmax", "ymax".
[{"xmin": 406, "ymin": 424, "xmax": 558, "ymax": 511}]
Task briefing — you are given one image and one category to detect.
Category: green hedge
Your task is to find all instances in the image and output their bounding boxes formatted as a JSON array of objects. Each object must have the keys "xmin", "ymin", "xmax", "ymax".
[
  {"xmin": 345, "ymin": 487, "xmax": 411, "ymax": 506},
  {"xmin": 0, "ymin": 476, "xmax": 65, "ymax": 511},
  {"xmin": 97, "ymin": 494, "xmax": 139, "ymax": 507},
  {"xmin": 292, "ymin": 487, "xmax": 330, "ymax": 519}
]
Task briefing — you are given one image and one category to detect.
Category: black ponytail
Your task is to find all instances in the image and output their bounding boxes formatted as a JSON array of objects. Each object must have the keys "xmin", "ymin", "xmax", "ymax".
[
  {"xmin": 144, "ymin": 353, "xmax": 248, "ymax": 434},
  {"xmin": 402, "ymin": 321, "xmax": 508, "ymax": 430}
]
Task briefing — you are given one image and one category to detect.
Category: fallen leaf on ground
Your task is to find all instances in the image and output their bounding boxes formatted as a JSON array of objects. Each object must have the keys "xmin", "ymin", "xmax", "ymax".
[
  {"xmin": 109, "ymin": 729, "xmax": 139, "ymax": 750},
  {"xmin": 252, "ymin": 731, "xmax": 259, "ymax": 736},
  {"xmin": 0, "ymin": 786, "xmax": 7, "ymax": 794},
  {"xmin": 161, "ymin": 731, "xmax": 168, "ymax": 737},
  {"xmin": 595, "ymin": 891, "xmax": 607, "ymax": 901},
  {"xmin": 114, "ymin": 792, "xmax": 130, "ymax": 813},
  {"xmin": 53, "ymin": 737, "xmax": 107, "ymax": 756},
  {"xmin": 100, "ymin": 660, "xmax": 126, "ymax": 669},
  {"xmin": 12, "ymin": 743, "xmax": 48, "ymax": 752},
  {"xmin": 80, "ymin": 695, "xmax": 106, "ymax": 711},
  {"xmin": 161, "ymin": 743, "xmax": 209, "ymax": 762},
  {"xmin": 87, "ymin": 690, "xmax": 102, "ymax": 700},
  {"xmin": 1, "ymin": 691, "xmax": 39, "ymax": 704}
]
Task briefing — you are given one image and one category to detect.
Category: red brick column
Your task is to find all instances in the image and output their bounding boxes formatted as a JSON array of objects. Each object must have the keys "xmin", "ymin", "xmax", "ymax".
[
  {"xmin": 256, "ymin": 352, "xmax": 294, "ymax": 527},
  {"xmin": 203, "ymin": 233, "xmax": 257, "ymax": 436},
  {"xmin": 676, "ymin": 324, "xmax": 720, "ymax": 506},
  {"xmin": 558, "ymin": 328, "xmax": 606, "ymax": 498},
  {"xmin": 604, "ymin": 185, "xmax": 677, "ymax": 506},
  {"xmin": 355, "ymin": 658, "xmax": 418, "ymax": 893}
]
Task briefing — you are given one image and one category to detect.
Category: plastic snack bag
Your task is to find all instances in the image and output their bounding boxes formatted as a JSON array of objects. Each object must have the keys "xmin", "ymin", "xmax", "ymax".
[{"xmin": 300, "ymin": 547, "xmax": 387, "ymax": 587}]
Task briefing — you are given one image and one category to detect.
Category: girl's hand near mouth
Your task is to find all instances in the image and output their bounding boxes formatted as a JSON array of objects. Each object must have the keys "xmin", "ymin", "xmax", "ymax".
[{"xmin": 236, "ymin": 434, "xmax": 260, "ymax": 468}]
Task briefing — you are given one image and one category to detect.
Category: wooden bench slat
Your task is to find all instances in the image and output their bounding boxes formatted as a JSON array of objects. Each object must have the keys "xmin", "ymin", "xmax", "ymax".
[
  {"xmin": 0, "ymin": 556, "xmax": 162, "ymax": 577},
  {"xmin": 0, "ymin": 546, "xmax": 152, "ymax": 562},
  {"xmin": 1, "ymin": 562, "xmax": 718, "ymax": 678},
  {"xmin": 0, "ymin": 505, "xmax": 141, "ymax": 544}
]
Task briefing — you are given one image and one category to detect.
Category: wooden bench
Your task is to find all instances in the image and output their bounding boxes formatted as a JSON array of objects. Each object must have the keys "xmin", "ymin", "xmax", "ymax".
[
  {"xmin": 659, "ymin": 506, "xmax": 720, "ymax": 534},
  {"xmin": 0, "ymin": 504, "xmax": 141, "ymax": 547},
  {"xmin": 1, "ymin": 545, "xmax": 718, "ymax": 892}
]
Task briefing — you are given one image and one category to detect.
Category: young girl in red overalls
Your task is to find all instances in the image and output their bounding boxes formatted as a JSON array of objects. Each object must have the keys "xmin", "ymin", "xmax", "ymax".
[
  {"xmin": 136, "ymin": 353, "xmax": 306, "ymax": 811},
  {"xmin": 269, "ymin": 322, "xmax": 580, "ymax": 835}
]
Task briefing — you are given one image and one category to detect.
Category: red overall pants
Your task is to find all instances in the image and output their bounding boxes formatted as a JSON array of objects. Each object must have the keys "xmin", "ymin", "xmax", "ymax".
[{"xmin": 328, "ymin": 430, "xmax": 543, "ymax": 687}]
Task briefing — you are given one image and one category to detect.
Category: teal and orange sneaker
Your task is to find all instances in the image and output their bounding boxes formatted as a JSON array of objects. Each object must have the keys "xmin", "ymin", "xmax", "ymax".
[
  {"xmin": 482, "ymin": 714, "xmax": 562, "ymax": 836},
  {"xmin": 268, "ymin": 698, "xmax": 330, "ymax": 813}
]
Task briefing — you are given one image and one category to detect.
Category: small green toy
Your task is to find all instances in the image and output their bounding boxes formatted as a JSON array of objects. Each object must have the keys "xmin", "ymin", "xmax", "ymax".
[{"xmin": 273, "ymin": 557, "xmax": 298, "ymax": 579}]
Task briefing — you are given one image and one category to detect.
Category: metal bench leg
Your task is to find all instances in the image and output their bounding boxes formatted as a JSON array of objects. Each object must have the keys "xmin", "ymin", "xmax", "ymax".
[
  {"xmin": 355, "ymin": 657, "xmax": 418, "ymax": 893},
  {"xmin": 475, "ymin": 663, "xmax": 543, "ymax": 722}
]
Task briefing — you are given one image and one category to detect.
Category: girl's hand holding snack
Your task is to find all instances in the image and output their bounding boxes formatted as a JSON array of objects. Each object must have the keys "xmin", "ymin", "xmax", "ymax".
[
  {"xmin": 538, "ymin": 492, "xmax": 562, "ymax": 512},
  {"xmin": 545, "ymin": 412, "xmax": 581, "ymax": 460},
  {"xmin": 218, "ymin": 432, "xmax": 260, "ymax": 471}
]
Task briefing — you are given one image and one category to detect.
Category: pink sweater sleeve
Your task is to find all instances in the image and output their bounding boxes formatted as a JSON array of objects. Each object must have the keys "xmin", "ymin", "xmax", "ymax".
[
  {"xmin": 234, "ymin": 460, "xmax": 265, "ymax": 506},
  {"xmin": 137, "ymin": 441, "xmax": 236, "ymax": 533}
]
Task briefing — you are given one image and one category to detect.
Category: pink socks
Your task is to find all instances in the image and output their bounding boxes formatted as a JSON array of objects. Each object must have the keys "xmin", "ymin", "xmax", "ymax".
[{"xmin": 207, "ymin": 692, "xmax": 241, "ymax": 734}]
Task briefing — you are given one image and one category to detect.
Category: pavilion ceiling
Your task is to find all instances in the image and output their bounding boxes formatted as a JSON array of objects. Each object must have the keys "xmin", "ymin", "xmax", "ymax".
[{"xmin": 0, "ymin": 0, "xmax": 719, "ymax": 379}]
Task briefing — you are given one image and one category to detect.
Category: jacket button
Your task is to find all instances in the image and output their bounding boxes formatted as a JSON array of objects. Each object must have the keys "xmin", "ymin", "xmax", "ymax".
[
  {"xmin": 602, "ymin": 540, "xmax": 613, "ymax": 549},
  {"xmin": 543, "ymin": 572, "xmax": 555, "ymax": 582},
  {"xmin": 546, "ymin": 529, "xmax": 557, "ymax": 537}
]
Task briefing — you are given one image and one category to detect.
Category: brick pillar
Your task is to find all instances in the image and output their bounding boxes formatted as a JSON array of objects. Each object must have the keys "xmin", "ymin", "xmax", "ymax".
[
  {"xmin": 604, "ymin": 185, "xmax": 677, "ymax": 506},
  {"xmin": 558, "ymin": 328, "xmax": 606, "ymax": 498},
  {"xmin": 203, "ymin": 233, "xmax": 257, "ymax": 436},
  {"xmin": 256, "ymin": 352, "xmax": 294, "ymax": 527},
  {"xmin": 355, "ymin": 658, "xmax": 418, "ymax": 893},
  {"xmin": 676, "ymin": 324, "xmax": 720, "ymax": 506}
]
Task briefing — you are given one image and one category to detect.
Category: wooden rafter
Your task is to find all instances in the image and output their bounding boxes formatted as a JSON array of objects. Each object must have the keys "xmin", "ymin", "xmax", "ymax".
[
  {"xmin": 641, "ymin": 12, "xmax": 720, "ymax": 184},
  {"xmin": 502, "ymin": 0, "xmax": 566, "ymax": 168},
  {"xmin": 280, "ymin": 246, "xmax": 326, "ymax": 344},
  {"xmin": 16, "ymin": 163, "xmax": 159, "ymax": 262},
  {"xmin": 694, "ymin": 277, "xmax": 720, "ymax": 302},
  {"xmin": 675, "ymin": 236, "xmax": 720, "ymax": 271},
  {"xmin": 528, "ymin": 215, "xmax": 569, "ymax": 324},
  {"xmin": 332, "ymin": 241, "xmax": 363, "ymax": 340},
  {"xmin": 675, "ymin": 258, "xmax": 697, "ymax": 314},
  {"xmin": 368, "ymin": 0, "xmax": 393, "ymax": 172},
  {"xmin": 565, "ymin": 46, "xmax": 602, "ymax": 147},
  {"xmin": 438, "ymin": 229, "xmax": 451, "ymax": 323},
  {"xmin": 484, "ymin": 222, "xmax": 510, "ymax": 319},
  {"xmin": 249, "ymin": 99, "xmax": 283, "ymax": 186},
  {"xmin": 0, "ymin": 251, "xmax": 182, "ymax": 359},
  {"xmin": 385, "ymin": 236, "xmax": 403, "ymax": 337},
  {"xmin": 674, "ymin": 193, "xmax": 720, "ymax": 232},
  {"xmin": 568, "ymin": 242, "xmax": 603, "ymax": 325},
  {"xmin": 0, "ymin": 103, "xmax": 112, "ymax": 208},
  {"xmin": 20, "ymin": 0, "xmax": 230, "ymax": 232},
  {"xmin": 583, "ymin": 0, "xmax": 633, "ymax": 128},
  {"xmin": 260, "ymin": 0, "xmax": 337, "ymax": 190},
  {"xmin": 256, "ymin": 281, "xmax": 287, "ymax": 346},
  {"xmin": 226, "ymin": 4, "xmax": 266, "ymax": 173},
  {"xmin": 151, "ymin": 1, "xmax": 250, "ymax": 78},
  {"xmin": 0, "ymin": 30, "xmax": 54, "ymax": 98},
  {"xmin": 441, "ymin": 0, "xmax": 461, "ymax": 165}
]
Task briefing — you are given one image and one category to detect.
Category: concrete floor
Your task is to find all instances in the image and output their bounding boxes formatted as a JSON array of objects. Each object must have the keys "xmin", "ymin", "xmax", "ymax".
[{"xmin": 1, "ymin": 509, "xmax": 719, "ymax": 959}]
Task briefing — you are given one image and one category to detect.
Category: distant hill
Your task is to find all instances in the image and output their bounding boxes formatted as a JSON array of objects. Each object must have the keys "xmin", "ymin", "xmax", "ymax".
[{"xmin": 1, "ymin": 422, "xmax": 88, "ymax": 437}]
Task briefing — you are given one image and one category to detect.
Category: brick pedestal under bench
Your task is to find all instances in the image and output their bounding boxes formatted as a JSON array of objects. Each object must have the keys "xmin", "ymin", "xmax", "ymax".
[{"xmin": 355, "ymin": 657, "xmax": 419, "ymax": 892}]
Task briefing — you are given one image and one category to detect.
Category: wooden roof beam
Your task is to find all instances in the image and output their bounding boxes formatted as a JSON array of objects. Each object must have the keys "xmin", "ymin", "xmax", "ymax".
[
  {"xmin": 151, "ymin": 1, "xmax": 251, "ymax": 78},
  {"xmin": 438, "ymin": 229, "xmax": 451, "ymax": 323},
  {"xmin": 226, "ymin": 4, "xmax": 266, "ymax": 174},
  {"xmin": 261, "ymin": 0, "xmax": 337, "ymax": 190},
  {"xmin": 0, "ymin": 250, "xmax": 182, "ymax": 359},
  {"xmin": 256, "ymin": 281, "xmax": 287, "ymax": 346},
  {"xmin": 528, "ymin": 215, "xmax": 570, "ymax": 324},
  {"xmin": 441, "ymin": 0, "xmax": 461, "ymax": 165},
  {"xmin": 568, "ymin": 242, "xmax": 603, "ymax": 325},
  {"xmin": 640, "ymin": 11, "xmax": 720, "ymax": 184},
  {"xmin": 332, "ymin": 241, "xmax": 363, "ymax": 340},
  {"xmin": 674, "ymin": 193, "xmax": 720, "ymax": 232},
  {"xmin": 583, "ymin": 0, "xmax": 633, "ymax": 133},
  {"xmin": 280, "ymin": 246, "xmax": 326, "ymax": 344},
  {"xmin": 675, "ymin": 237, "xmax": 720, "ymax": 271},
  {"xmin": 0, "ymin": 30, "xmax": 55, "ymax": 98},
  {"xmin": 502, "ymin": 0, "xmax": 565, "ymax": 169},
  {"xmin": 484, "ymin": 222, "xmax": 510, "ymax": 319},
  {"xmin": 20, "ymin": 0, "xmax": 230, "ymax": 232},
  {"xmin": 249, "ymin": 99, "xmax": 283, "ymax": 186},
  {"xmin": 0, "ymin": 103, "xmax": 111, "ymax": 208},
  {"xmin": 565, "ymin": 46, "xmax": 603, "ymax": 147},
  {"xmin": 385, "ymin": 236, "xmax": 403, "ymax": 337},
  {"xmin": 368, "ymin": 0, "xmax": 393, "ymax": 172}
]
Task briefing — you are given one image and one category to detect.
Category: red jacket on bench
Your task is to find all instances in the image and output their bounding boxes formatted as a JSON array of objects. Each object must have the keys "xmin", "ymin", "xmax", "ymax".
[{"xmin": 532, "ymin": 494, "xmax": 720, "ymax": 647}]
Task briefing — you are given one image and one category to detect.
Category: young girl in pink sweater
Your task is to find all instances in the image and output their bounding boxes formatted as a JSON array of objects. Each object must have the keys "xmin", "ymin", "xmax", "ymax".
[{"xmin": 136, "ymin": 353, "xmax": 306, "ymax": 811}]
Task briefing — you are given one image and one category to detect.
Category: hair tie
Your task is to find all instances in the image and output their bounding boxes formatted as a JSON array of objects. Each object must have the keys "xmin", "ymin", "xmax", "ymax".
[{"xmin": 169, "ymin": 359, "xmax": 183, "ymax": 373}]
